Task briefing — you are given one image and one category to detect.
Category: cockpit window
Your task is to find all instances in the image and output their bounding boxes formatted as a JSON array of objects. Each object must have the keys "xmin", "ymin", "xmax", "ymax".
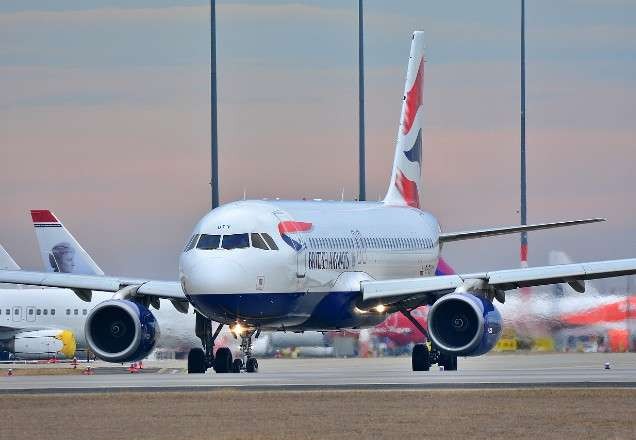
[
  {"xmin": 222, "ymin": 233, "xmax": 249, "ymax": 250},
  {"xmin": 251, "ymin": 233, "xmax": 269, "ymax": 250},
  {"xmin": 183, "ymin": 234, "xmax": 199, "ymax": 252},
  {"xmin": 261, "ymin": 233, "xmax": 278, "ymax": 250},
  {"xmin": 197, "ymin": 234, "xmax": 221, "ymax": 250}
]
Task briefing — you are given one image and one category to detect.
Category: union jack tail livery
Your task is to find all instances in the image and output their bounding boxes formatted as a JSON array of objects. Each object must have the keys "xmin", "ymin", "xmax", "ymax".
[{"xmin": 384, "ymin": 31, "xmax": 425, "ymax": 208}]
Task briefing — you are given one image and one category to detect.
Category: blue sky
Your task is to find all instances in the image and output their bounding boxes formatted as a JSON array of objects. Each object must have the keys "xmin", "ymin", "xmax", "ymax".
[{"xmin": 1, "ymin": 1, "xmax": 634, "ymax": 289}]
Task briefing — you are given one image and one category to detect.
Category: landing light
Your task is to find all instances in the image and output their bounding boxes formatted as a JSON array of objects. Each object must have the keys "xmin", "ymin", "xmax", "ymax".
[
  {"xmin": 231, "ymin": 323, "xmax": 244, "ymax": 337},
  {"xmin": 374, "ymin": 304, "xmax": 386, "ymax": 313}
]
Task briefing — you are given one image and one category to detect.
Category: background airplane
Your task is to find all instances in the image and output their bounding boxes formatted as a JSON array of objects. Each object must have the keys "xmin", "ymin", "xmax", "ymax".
[{"xmin": 0, "ymin": 211, "xmax": 203, "ymax": 360}]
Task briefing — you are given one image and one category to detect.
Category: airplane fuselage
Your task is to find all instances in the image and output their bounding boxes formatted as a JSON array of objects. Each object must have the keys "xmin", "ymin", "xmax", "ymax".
[
  {"xmin": 179, "ymin": 200, "xmax": 441, "ymax": 331},
  {"xmin": 0, "ymin": 288, "xmax": 199, "ymax": 353}
]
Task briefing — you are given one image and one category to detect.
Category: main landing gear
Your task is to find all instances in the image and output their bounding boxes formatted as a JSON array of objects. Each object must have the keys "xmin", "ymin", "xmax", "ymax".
[
  {"xmin": 188, "ymin": 313, "xmax": 225, "ymax": 374},
  {"xmin": 399, "ymin": 308, "xmax": 457, "ymax": 372},
  {"xmin": 411, "ymin": 343, "xmax": 457, "ymax": 371}
]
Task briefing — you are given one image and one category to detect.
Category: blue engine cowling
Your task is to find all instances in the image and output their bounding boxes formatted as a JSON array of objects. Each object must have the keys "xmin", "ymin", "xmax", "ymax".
[
  {"xmin": 427, "ymin": 293, "xmax": 502, "ymax": 357},
  {"xmin": 85, "ymin": 299, "xmax": 159, "ymax": 362}
]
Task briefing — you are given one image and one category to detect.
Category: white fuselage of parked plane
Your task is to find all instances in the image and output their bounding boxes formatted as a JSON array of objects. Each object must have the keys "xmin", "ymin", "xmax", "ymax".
[
  {"xmin": 0, "ymin": 288, "xmax": 200, "ymax": 353},
  {"xmin": 179, "ymin": 200, "xmax": 441, "ymax": 331}
]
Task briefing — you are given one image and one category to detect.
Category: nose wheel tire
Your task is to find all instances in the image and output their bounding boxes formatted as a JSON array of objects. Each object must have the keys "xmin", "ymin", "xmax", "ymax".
[
  {"xmin": 214, "ymin": 347, "xmax": 233, "ymax": 373},
  {"xmin": 187, "ymin": 348, "xmax": 207, "ymax": 374},
  {"xmin": 412, "ymin": 343, "xmax": 431, "ymax": 371},
  {"xmin": 246, "ymin": 357, "xmax": 258, "ymax": 373}
]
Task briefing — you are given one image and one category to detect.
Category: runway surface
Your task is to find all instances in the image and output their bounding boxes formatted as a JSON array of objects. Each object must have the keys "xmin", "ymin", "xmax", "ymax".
[{"xmin": 2, "ymin": 353, "xmax": 635, "ymax": 393}]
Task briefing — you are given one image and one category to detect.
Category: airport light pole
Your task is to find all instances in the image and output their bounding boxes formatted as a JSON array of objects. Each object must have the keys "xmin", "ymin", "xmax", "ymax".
[
  {"xmin": 210, "ymin": 0, "xmax": 220, "ymax": 209},
  {"xmin": 520, "ymin": 0, "xmax": 528, "ymax": 268},
  {"xmin": 358, "ymin": 0, "xmax": 366, "ymax": 201}
]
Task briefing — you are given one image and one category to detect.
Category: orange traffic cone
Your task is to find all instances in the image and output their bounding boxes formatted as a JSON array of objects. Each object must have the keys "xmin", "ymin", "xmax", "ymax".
[
  {"xmin": 7, "ymin": 369, "xmax": 13, "ymax": 376},
  {"xmin": 82, "ymin": 366, "xmax": 94, "ymax": 375}
]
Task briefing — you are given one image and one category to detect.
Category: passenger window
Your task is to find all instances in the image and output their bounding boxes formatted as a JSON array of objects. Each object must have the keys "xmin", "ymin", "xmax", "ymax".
[
  {"xmin": 66, "ymin": 309, "xmax": 71, "ymax": 315},
  {"xmin": 197, "ymin": 234, "xmax": 221, "ymax": 250},
  {"xmin": 251, "ymin": 233, "xmax": 269, "ymax": 250},
  {"xmin": 261, "ymin": 233, "xmax": 278, "ymax": 250},
  {"xmin": 6, "ymin": 309, "xmax": 10, "ymax": 315},
  {"xmin": 28, "ymin": 309, "xmax": 33, "ymax": 315},
  {"xmin": 43, "ymin": 309, "xmax": 48, "ymax": 315},
  {"xmin": 14, "ymin": 308, "xmax": 19, "ymax": 315},
  {"xmin": 83, "ymin": 309, "xmax": 87, "ymax": 315},
  {"xmin": 74, "ymin": 309, "xmax": 78, "ymax": 315},
  {"xmin": 51, "ymin": 309, "xmax": 56, "ymax": 316},
  {"xmin": 37, "ymin": 309, "xmax": 41, "ymax": 315},
  {"xmin": 183, "ymin": 234, "xmax": 200, "ymax": 252},
  {"xmin": 222, "ymin": 233, "xmax": 249, "ymax": 250}
]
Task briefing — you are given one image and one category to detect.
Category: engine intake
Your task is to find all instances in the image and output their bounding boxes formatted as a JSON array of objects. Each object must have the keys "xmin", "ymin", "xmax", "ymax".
[
  {"xmin": 85, "ymin": 299, "xmax": 159, "ymax": 362},
  {"xmin": 427, "ymin": 293, "xmax": 502, "ymax": 357}
]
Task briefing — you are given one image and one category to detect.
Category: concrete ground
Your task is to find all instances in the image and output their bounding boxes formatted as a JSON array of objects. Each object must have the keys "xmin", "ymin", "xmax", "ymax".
[{"xmin": 2, "ymin": 353, "xmax": 635, "ymax": 391}]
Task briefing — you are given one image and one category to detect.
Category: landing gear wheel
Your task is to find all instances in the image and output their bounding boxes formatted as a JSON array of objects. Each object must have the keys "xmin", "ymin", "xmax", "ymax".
[
  {"xmin": 246, "ymin": 357, "xmax": 258, "ymax": 373},
  {"xmin": 412, "ymin": 343, "xmax": 430, "ymax": 371},
  {"xmin": 214, "ymin": 347, "xmax": 233, "ymax": 373},
  {"xmin": 187, "ymin": 348, "xmax": 207, "ymax": 374},
  {"xmin": 232, "ymin": 358, "xmax": 244, "ymax": 373},
  {"xmin": 439, "ymin": 353, "xmax": 458, "ymax": 371}
]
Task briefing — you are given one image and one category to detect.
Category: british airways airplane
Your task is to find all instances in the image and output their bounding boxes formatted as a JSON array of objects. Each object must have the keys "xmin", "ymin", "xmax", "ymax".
[{"xmin": 1, "ymin": 32, "xmax": 635, "ymax": 374}]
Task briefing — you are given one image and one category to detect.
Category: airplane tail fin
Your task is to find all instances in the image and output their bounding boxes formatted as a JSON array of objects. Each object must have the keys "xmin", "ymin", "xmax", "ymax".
[
  {"xmin": 30, "ymin": 210, "xmax": 104, "ymax": 275},
  {"xmin": 0, "ymin": 244, "xmax": 20, "ymax": 270},
  {"xmin": 384, "ymin": 31, "xmax": 426, "ymax": 208}
]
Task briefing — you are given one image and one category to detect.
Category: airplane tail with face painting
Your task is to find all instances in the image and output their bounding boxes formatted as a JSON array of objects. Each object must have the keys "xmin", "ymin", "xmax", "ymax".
[
  {"xmin": 384, "ymin": 31, "xmax": 425, "ymax": 208},
  {"xmin": 30, "ymin": 210, "xmax": 104, "ymax": 275}
]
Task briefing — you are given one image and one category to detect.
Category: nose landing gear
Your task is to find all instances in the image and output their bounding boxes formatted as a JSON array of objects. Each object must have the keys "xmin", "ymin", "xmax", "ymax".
[{"xmin": 237, "ymin": 330, "xmax": 258, "ymax": 373}]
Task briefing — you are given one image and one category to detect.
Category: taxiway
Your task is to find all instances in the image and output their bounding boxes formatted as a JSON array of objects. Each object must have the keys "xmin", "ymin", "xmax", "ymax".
[{"xmin": 2, "ymin": 353, "xmax": 635, "ymax": 393}]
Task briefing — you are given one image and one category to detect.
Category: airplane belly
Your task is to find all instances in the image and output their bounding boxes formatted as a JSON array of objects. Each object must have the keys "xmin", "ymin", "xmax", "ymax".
[{"xmin": 188, "ymin": 292, "xmax": 310, "ymax": 327}]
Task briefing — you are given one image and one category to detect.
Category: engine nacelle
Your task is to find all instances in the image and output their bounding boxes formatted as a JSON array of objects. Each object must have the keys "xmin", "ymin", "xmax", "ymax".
[
  {"xmin": 85, "ymin": 299, "xmax": 159, "ymax": 362},
  {"xmin": 0, "ymin": 329, "xmax": 76, "ymax": 359},
  {"xmin": 427, "ymin": 293, "xmax": 502, "ymax": 357}
]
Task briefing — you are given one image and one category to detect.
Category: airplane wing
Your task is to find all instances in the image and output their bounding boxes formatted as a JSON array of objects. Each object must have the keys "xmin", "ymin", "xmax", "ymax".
[
  {"xmin": 0, "ymin": 270, "xmax": 186, "ymax": 300},
  {"xmin": 360, "ymin": 258, "xmax": 636, "ymax": 309},
  {"xmin": 439, "ymin": 218, "xmax": 604, "ymax": 243}
]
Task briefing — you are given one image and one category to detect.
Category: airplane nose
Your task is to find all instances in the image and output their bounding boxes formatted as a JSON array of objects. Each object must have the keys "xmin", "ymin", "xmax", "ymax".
[{"xmin": 183, "ymin": 257, "xmax": 249, "ymax": 294}]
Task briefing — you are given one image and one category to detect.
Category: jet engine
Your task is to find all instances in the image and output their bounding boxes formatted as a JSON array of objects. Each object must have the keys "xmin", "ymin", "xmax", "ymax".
[
  {"xmin": 0, "ymin": 329, "xmax": 76, "ymax": 359},
  {"xmin": 85, "ymin": 299, "xmax": 159, "ymax": 362},
  {"xmin": 427, "ymin": 293, "xmax": 502, "ymax": 357}
]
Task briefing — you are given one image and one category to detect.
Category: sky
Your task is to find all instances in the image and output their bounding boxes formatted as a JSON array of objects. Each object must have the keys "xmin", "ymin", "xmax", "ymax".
[{"xmin": 1, "ymin": 0, "xmax": 635, "ymax": 289}]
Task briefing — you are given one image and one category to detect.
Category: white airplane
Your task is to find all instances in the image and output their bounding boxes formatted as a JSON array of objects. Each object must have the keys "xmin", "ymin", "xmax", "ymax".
[
  {"xmin": 0, "ymin": 245, "xmax": 77, "ymax": 359},
  {"xmin": 0, "ymin": 211, "xmax": 203, "ymax": 360},
  {"xmin": 1, "ymin": 31, "xmax": 635, "ymax": 374}
]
